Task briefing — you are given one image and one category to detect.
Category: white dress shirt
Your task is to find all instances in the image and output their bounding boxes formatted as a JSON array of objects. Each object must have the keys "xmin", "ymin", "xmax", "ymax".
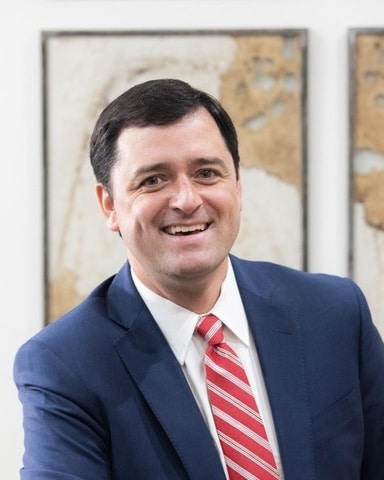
[{"xmin": 131, "ymin": 259, "xmax": 284, "ymax": 478}]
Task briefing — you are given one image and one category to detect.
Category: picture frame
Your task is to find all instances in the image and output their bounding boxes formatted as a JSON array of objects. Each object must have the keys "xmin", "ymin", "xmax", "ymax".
[
  {"xmin": 42, "ymin": 29, "xmax": 308, "ymax": 323},
  {"xmin": 349, "ymin": 27, "xmax": 384, "ymax": 333}
]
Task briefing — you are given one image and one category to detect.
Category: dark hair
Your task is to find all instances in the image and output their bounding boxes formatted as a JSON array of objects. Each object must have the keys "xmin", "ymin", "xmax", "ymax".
[{"xmin": 89, "ymin": 79, "xmax": 239, "ymax": 190}]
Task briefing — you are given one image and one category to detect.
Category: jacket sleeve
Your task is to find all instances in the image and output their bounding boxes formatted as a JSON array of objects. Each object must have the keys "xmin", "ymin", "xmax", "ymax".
[
  {"xmin": 356, "ymin": 283, "xmax": 384, "ymax": 478},
  {"xmin": 13, "ymin": 338, "xmax": 111, "ymax": 480}
]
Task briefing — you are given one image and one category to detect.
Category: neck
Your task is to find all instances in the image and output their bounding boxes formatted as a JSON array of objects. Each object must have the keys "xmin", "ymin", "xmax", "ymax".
[
  {"xmin": 131, "ymin": 259, "xmax": 228, "ymax": 314},
  {"xmin": 159, "ymin": 279, "xmax": 222, "ymax": 314}
]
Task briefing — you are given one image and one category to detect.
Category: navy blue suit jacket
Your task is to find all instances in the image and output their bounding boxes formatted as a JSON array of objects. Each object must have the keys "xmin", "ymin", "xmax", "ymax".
[{"xmin": 14, "ymin": 256, "xmax": 384, "ymax": 479}]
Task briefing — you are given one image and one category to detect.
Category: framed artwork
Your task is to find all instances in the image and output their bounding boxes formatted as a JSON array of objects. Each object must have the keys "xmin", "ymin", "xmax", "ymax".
[
  {"xmin": 43, "ymin": 29, "xmax": 308, "ymax": 323},
  {"xmin": 349, "ymin": 28, "xmax": 384, "ymax": 334}
]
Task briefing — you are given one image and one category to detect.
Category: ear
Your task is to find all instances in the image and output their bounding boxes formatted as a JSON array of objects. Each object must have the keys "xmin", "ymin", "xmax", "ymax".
[
  {"xmin": 236, "ymin": 173, "xmax": 243, "ymax": 211},
  {"xmin": 95, "ymin": 183, "xmax": 120, "ymax": 232}
]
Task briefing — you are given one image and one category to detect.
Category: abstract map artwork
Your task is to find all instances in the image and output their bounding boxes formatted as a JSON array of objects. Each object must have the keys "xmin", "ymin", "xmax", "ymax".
[
  {"xmin": 350, "ymin": 29, "xmax": 384, "ymax": 335},
  {"xmin": 43, "ymin": 30, "xmax": 307, "ymax": 322}
]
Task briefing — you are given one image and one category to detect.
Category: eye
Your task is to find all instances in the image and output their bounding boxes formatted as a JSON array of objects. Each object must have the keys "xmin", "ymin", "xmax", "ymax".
[
  {"xmin": 198, "ymin": 169, "xmax": 217, "ymax": 180},
  {"xmin": 141, "ymin": 175, "xmax": 161, "ymax": 187}
]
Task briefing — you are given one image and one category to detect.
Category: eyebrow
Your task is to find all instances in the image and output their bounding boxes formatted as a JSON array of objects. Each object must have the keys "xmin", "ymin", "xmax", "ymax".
[
  {"xmin": 132, "ymin": 162, "xmax": 170, "ymax": 178},
  {"xmin": 193, "ymin": 157, "xmax": 228, "ymax": 170},
  {"xmin": 132, "ymin": 157, "xmax": 228, "ymax": 178}
]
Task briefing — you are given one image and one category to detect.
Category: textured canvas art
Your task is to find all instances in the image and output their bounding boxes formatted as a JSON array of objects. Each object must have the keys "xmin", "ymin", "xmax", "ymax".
[
  {"xmin": 349, "ymin": 29, "xmax": 384, "ymax": 335},
  {"xmin": 43, "ymin": 30, "xmax": 307, "ymax": 323}
]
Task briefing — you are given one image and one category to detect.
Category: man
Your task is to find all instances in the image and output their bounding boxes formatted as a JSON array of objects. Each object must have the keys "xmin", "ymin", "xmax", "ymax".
[{"xmin": 14, "ymin": 79, "xmax": 384, "ymax": 479}]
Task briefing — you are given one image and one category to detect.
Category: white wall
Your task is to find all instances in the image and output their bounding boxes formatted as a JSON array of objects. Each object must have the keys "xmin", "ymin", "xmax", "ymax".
[{"xmin": 1, "ymin": 0, "xmax": 383, "ymax": 477}]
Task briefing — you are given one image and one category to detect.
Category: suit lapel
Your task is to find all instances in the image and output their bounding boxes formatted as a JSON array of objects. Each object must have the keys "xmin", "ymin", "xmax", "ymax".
[
  {"xmin": 233, "ymin": 259, "xmax": 315, "ymax": 479},
  {"xmin": 108, "ymin": 265, "xmax": 226, "ymax": 480}
]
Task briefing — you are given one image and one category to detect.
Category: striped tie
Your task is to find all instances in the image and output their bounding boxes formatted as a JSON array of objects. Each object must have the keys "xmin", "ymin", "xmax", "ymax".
[{"xmin": 196, "ymin": 314, "xmax": 280, "ymax": 480}]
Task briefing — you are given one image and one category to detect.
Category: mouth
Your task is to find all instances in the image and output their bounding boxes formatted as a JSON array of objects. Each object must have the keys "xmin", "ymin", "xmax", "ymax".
[{"xmin": 163, "ymin": 223, "xmax": 209, "ymax": 236}]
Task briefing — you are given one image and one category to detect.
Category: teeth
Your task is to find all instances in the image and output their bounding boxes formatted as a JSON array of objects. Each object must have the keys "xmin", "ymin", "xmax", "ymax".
[{"xmin": 165, "ymin": 224, "xmax": 207, "ymax": 235}]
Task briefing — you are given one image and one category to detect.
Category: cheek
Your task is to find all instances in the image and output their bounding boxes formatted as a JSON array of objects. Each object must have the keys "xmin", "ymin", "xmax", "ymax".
[
  {"xmin": 220, "ymin": 186, "xmax": 242, "ymax": 214},
  {"xmin": 119, "ymin": 198, "xmax": 160, "ymax": 232}
]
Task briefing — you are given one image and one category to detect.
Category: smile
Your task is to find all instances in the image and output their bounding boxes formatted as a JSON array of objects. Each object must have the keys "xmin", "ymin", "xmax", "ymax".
[{"xmin": 164, "ymin": 224, "xmax": 208, "ymax": 235}]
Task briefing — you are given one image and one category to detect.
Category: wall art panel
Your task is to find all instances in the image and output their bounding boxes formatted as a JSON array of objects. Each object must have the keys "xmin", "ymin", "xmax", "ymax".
[
  {"xmin": 43, "ymin": 30, "xmax": 308, "ymax": 322},
  {"xmin": 349, "ymin": 28, "xmax": 384, "ymax": 334}
]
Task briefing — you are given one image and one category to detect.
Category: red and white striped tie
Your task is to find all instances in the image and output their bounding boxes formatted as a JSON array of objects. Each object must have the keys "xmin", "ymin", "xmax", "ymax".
[{"xmin": 196, "ymin": 314, "xmax": 280, "ymax": 480}]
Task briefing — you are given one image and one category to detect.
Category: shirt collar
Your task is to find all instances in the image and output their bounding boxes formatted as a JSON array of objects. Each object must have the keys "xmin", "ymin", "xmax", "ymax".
[
  {"xmin": 131, "ymin": 259, "xmax": 249, "ymax": 365},
  {"xmin": 209, "ymin": 261, "xmax": 249, "ymax": 347}
]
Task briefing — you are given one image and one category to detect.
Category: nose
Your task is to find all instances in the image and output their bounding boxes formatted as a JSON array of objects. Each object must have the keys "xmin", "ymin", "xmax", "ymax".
[{"xmin": 168, "ymin": 177, "xmax": 203, "ymax": 213}]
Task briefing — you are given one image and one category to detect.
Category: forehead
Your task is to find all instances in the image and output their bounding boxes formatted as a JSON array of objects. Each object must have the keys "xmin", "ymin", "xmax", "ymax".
[
  {"xmin": 115, "ymin": 108, "xmax": 230, "ymax": 163},
  {"xmin": 121, "ymin": 107, "xmax": 220, "ymax": 138}
]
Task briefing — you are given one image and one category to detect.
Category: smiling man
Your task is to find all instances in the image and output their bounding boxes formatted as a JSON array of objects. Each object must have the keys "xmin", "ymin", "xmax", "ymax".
[
  {"xmin": 14, "ymin": 79, "xmax": 384, "ymax": 480},
  {"xmin": 96, "ymin": 105, "xmax": 241, "ymax": 312}
]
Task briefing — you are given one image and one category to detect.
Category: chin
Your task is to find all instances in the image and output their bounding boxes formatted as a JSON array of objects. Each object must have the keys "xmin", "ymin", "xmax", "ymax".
[{"xmin": 171, "ymin": 255, "xmax": 225, "ymax": 277}]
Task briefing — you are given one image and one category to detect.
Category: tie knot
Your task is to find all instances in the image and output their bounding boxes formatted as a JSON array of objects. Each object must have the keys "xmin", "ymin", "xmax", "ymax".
[{"xmin": 196, "ymin": 314, "xmax": 224, "ymax": 346}]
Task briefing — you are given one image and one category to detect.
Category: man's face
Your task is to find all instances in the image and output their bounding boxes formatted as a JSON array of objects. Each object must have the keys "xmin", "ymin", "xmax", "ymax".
[{"xmin": 96, "ymin": 107, "xmax": 242, "ymax": 295}]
